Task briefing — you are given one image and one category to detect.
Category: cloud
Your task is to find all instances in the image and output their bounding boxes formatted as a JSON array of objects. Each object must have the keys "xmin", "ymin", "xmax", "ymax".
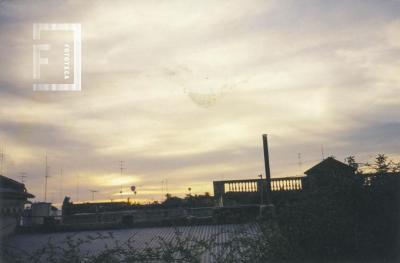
[{"xmin": 0, "ymin": 0, "xmax": 399, "ymax": 203}]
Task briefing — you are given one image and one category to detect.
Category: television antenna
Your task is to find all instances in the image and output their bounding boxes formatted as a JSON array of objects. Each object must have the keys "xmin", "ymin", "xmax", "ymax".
[
  {"xmin": 119, "ymin": 160, "xmax": 125, "ymax": 197},
  {"xmin": 19, "ymin": 172, "xmax": 27, "ymax": 183},
  {"xmin": 76, "ymin": 174, "xmax": 80, "ymax": 202},
  {"xmin": 59, "ymin": 168, "xmax": 63, "ymax": 202},
  {"xmin": 0, "ymin": 147, "xmax": 4, "ymax": 175},
  {"xmin": 44, "ymin": 154, "xmax": 51, "ymax": 202},
  {"xmin": 89, "ymin": 190, "xmax": 98, "ymax": 201},
  {"xmin": 297, "ymin": 153, "xmax": 303, "ymax": 173}
]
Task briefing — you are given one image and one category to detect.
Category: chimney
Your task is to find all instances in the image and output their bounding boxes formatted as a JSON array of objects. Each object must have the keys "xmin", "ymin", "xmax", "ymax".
[{"xmin": 262, "ymin": 134, "xmax": 272, "ymax": 205}]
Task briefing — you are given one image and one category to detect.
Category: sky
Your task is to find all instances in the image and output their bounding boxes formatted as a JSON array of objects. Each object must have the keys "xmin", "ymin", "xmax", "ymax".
[{"xmin": 0, "ymin": 0, "xmax": 399, "ymax": 204}]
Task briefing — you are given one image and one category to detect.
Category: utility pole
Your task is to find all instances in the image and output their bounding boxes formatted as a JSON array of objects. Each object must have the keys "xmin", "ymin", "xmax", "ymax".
[
  {"xmin": 321, "ymin": 145, "xmax": 325, "ymax": 160},
  {"xmin": 89, "ymin": 190, "xmax": 98, "ymax": 201},
  {"xmin": 44, "ymin": 154, "xmax": 50, "ymax": 202}
]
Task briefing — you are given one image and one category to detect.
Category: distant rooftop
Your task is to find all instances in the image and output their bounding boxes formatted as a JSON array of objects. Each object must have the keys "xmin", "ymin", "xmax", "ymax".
[
  {"xmin": 304, "ymin": 157, "xmax": 356, "ymax": 175},
  {"xmin": 0, "ymin": 174, "xmax": 35, "ymax": 198}
]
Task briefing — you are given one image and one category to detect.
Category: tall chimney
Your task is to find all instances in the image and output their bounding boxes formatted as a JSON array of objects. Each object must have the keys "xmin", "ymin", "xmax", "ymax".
[{"xmin": 262, "ymin": 134, "xmax": 272, "ymax": 205}]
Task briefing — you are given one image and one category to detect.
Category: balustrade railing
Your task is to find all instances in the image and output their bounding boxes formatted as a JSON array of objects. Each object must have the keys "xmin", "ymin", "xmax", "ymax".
[
  {"xmin": 271, "ymin": 176, "xmax": 304, "ymax": 191},
  {"xmin": 214, "ymin": 176, "xmax": 305, "ymax": 197},
  {"xmin": 224, "ymin": 180, "xmax": 259, "ymax": 192}
]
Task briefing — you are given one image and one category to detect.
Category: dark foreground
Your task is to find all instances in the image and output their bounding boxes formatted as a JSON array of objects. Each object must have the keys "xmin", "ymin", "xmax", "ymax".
[{"xmin": 2, "ymin": 223, "xmax": 270, "ymax": 263}]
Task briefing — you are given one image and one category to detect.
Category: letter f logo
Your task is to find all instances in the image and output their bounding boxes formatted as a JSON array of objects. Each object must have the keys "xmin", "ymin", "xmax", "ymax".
[
  {"xmin": 33, "ymin": 24, "xmax": 50, "ymax": 79},
  {"xmin": 33, "ymin": 44, "xmax": 49, "ymax": 79}
]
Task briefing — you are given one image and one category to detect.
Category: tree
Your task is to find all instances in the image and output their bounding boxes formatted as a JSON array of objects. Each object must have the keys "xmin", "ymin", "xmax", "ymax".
[
  {"xmin": 389, "ymin": 160, "xmax": 400, "ymax": 173},
  {"xmin": 345, "ymin": 156, "xmax": 359, "ymax": 172},
  {"xmin": 374, "ymin": 154, "xmax": 390, "ymax": 173},
  {"xmin": 162, "ymin": 195, "xmax": 185, "ymax": 207},
  {"xmin": 276, "ymin": 168, "xmax": 364, "ymax": 261}
]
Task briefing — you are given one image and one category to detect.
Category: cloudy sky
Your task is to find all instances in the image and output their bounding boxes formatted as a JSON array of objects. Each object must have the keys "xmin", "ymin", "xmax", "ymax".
[{"xmin": 0, "ymin": 0, "xmax": 399, "ymax": 204}]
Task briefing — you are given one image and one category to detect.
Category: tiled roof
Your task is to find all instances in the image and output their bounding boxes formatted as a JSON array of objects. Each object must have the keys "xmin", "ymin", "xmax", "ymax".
[{"xmin": 5, "ymin": 223, "xmax": 261, "ymax": 262}]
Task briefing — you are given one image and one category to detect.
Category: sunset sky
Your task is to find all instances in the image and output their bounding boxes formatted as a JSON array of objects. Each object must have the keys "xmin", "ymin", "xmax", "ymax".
[{"xmin": 0, "ymin": 0, "xmax": 399, "ymax": 204}]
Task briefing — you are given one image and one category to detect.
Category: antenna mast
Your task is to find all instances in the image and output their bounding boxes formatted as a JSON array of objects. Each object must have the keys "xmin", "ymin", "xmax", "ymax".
[
  {"xmin": 0, "ymin": 148, "xmax": 4, "ymax": 175},
  {"xmin": 89, "ymin": 190, "xmax": 98, "ymax": 201},
  {"xmin": 119, "ymin": 160, "xmax": 125, "ymax": 198},
  {"xmin": 297, "ymin": 153, "xmax": 302, "ymax": 174},
  {"xmin": 161, "ymin": 180, "xmax": 164, "ymax": 199},
  {"xmin": 19, "ymin": 172, "xmax": 27, "ymax": 183},
  {"xmin": 44, "ymin": 154, "xmax": 50, "ymax": 202},
  {"xmin": 76, "ymin": 174, "xmax": 80, "ymax": 202},
  {"xmin": 59, "ymin": 168, "xmax": 63, "ymax": 203}
]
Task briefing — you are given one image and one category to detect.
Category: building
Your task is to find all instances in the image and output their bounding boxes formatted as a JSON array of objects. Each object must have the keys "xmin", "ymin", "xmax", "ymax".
[
  {"xmin": 0, "ymin": 175, "xmax": 35, "ymax": 215},
  {"xmin": 213, "ymin": 157, "xmax": 357, "ymax": 205},
  {"xmin": 302, "ymin": 157, "xmax": 357, "ymax": 189},
  {"xmin": 304, "ymin": 157, "xmax": 356, "ymax": 177},
  {"xmin": 0, "ymin": 175, "xmax": 34, "ymax": 238},
  {"xmin": 31, "ymin": 202, "xmax": 59, "ymax": 225}
]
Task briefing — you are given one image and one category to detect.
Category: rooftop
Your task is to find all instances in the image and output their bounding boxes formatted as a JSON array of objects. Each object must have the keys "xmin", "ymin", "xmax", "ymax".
[
  {"xmin": 304, "ymin": 157, "xmax": 356, "ymax": 175},
  {"xmin": 5, "ymin": 223, "xmax": 260, "ymax": 262},
  {"xmin": 0, "ymin": 174, "xmax": 35, "ymax": 199}
]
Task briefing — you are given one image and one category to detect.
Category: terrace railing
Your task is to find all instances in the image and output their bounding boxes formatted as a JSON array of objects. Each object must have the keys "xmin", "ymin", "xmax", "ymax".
[
  {"xmin": 213, "ymin": 176, "xmax": 305, "ymax": 202},
  {"xmin": 271, "ymin": 176, "xmax": 304, "ymax": 191}
]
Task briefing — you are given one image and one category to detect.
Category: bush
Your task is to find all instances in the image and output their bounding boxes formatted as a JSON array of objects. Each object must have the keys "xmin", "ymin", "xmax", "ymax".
[
  {"xmin": 276, "ymin": 172, "xmax": 399, "ymax": 262},
  {"xmin": 1, "ymin": 222, "xmax": 288, "ymax": 263}
]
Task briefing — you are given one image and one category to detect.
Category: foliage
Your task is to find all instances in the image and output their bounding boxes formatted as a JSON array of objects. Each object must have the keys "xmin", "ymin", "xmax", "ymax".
[
  {"xmin": 345, "ymin": 155, "xmax": 359, "ymax": 172},
  {"xmin": 162, "ymin": 193, "xmax": 214, "ymax": 208},
  {"xmin": 1, "ymin": 222, "xmax": 288, "ymax": 263},
  {"xmin": 362, "ymin": 153, "xmax": 400, "ymax": 173},
  {"xmin": 346, "ymin": 154, "xmax": 400, "ymax": 174},
  {"xmin": 373, "ymin": 154, "xmax": 390, "ymax": 173},
  {"xmin": 275, "ymin": 156, "xmax": 399, "ymax": 262}
]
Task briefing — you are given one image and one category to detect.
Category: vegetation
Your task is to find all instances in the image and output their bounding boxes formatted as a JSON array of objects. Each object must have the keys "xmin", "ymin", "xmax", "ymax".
[
  {"xmin": 275, "ymin": 154, "xmax": 399, "ymax": 262},
  {"xmin": 162, "ymin": 193, "xmax": 214, "ymax": 208},
  {"xmin": 2, "ymin": 221, "xmax": 288, "ymax": 263},
  {"xmin": 347, "ymin": 153, "xmax": 400, "ymax": 173},
  {"xmin": 371, "ymin": 154, "xmax": 400, "ymax": 173}
]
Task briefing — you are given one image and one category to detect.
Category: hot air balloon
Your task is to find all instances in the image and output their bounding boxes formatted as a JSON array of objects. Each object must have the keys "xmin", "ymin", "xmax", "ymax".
[{"xmin": 130, "ymin": 185, "xmax": 136, "ymax": 192}]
